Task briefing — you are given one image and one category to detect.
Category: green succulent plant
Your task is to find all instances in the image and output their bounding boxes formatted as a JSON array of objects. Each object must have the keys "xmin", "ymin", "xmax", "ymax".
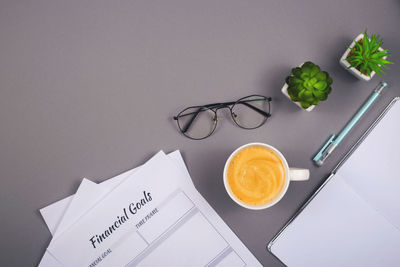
[
  {"xmin": 286, "ymin": 61, "xmax": 333, "ymax": 109},
  {"xmin": 346, "ymin": 31, "xmax": 393, "ymax": 77}
]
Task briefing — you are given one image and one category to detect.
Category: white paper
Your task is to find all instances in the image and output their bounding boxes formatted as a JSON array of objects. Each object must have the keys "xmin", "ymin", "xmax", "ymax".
[
  {"xmin": 39, "ymin": 151, "xmax": 193, "ymax": 266},
  {"xmin": 54, "ymin": 179, "xmax": 107, "ymax": 238},
  {"xmin": 271, "ymin": 174, "xmax": 400, "ymax": 267},
  {"xmin": 43, "ymin": 151, "xmax": 261, "ymax": 266},
  {"xmin": 40, "ymin": 151, "xmax": 193, "ymax": 235},
  {"xmin": 40, "ymin": 195, "xmax": 73, "ymax": 235}
]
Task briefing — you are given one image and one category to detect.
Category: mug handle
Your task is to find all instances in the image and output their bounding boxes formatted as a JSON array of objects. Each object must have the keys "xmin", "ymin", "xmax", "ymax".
[{"xmin": 289, "ymin": 168, "xmax": 310, "ymax": 181}]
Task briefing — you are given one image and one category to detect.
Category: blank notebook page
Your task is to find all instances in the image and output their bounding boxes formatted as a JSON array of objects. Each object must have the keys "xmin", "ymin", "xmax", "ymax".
[
  {"xmin": 271, "ymin": 100, "xmax": 400, "ymax": 267},
  {"xmin": 337, "ymin": 101, "xmax": 400, "ymax": 229}
]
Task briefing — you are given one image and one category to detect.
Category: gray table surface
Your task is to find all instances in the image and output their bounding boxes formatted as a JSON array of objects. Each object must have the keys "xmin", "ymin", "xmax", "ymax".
[{"xmin": 1, "ymin": 0, "xmax": 399, "ymax": 266}]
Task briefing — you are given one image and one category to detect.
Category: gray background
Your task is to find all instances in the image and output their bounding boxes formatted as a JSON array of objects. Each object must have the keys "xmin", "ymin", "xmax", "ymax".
[{"xmin": 0, "ymin": 0, "xmax": 399, "ymax": 266}]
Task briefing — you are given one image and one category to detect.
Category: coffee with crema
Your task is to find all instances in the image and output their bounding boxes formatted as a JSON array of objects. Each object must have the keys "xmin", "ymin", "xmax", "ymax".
[{"xmin": 226, "ymin": 146, "xmax": 285, "ymax": 206}]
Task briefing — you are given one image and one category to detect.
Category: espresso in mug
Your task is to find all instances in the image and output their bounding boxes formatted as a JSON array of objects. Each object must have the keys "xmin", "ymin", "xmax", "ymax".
[{"xmin": 226, "ymin": 146, "xmax": 285, "ymax": 206}]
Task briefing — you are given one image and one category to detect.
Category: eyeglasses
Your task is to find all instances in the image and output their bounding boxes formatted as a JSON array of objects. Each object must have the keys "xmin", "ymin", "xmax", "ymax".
[{"xmin": 173, "ymin": 95, "xmax": 272, "ymax": 140}]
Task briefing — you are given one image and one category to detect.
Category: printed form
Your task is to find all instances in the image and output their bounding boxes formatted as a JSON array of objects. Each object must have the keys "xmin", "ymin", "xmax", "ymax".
[{"xmin": 45, "ymin": 152, "xmax": 261, "ymax": 267}]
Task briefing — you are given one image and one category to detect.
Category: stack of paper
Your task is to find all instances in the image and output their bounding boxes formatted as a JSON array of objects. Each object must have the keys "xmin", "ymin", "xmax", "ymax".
[{"xmin": 39, "ymin": 150, "xmax": 261, "ymax": 267}]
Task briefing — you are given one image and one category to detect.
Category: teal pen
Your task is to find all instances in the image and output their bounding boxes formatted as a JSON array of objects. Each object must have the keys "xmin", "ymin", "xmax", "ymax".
[{"xmin": 313, "ymin": 81, "xmax": 388, "ymax": 166}]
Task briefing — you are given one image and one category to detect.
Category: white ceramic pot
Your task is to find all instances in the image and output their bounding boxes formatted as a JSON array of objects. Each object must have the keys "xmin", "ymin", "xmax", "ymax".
[
  {"xmin": 281, "ymin": 63, "xmax": 315, "ymax": 112},
  {"xmin": 339, "ymin": 33, "xmax": 387, "ymax": 81}
]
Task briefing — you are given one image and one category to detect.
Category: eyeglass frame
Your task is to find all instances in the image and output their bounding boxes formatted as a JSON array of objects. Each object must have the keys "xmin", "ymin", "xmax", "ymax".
[{"xmin": 173, "ymin": 94, "xmax": 272, "ymax": 140}]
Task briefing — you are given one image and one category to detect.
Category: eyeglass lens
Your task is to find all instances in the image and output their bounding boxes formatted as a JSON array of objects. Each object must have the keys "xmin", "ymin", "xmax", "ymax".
[
  {"xmin": 231, "ymin": 95, "xmax": 269, "ymax": 129},
  {"xmin": 176, "ymin": 107, "xmax": 217, "ymax": 140}
]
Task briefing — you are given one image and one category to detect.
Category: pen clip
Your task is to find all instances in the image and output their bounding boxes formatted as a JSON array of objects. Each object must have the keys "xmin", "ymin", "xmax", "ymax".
[{"xmin": 313, "ymin": 134, "xmax": 335, "ymax": 163}]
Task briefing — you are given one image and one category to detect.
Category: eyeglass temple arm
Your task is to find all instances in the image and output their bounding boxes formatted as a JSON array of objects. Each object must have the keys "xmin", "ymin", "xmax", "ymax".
[
  {"xmin": 229, "ymin": 97, "xmax": 271, "ymax": 117},
  {"xmin": 174, "ymin": 98, "xmax": 270, "ymax": 119},
  {"xmin": 240, "ymin": 101, "xmax": 271, "ymax": 117},
  {"xmin": 174, "ymin": 104, "xmax": 221, "ymax": 133},
  {"xmin": 204, "ymin": 98, "xmax": 270, "ymax": 111},
  {"xmin": 174, "ymin": 104, "xmax": 223, "ymax": 134},
  {"xmin": 180, "ymin": 107, "xmax": 204, "ymax": 133}
]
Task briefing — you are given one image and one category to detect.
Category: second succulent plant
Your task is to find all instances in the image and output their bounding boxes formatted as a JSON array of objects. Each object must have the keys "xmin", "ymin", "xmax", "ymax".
[{"xmin": 346, "ymin": 31, "xmax": 393, "ymax": 77}]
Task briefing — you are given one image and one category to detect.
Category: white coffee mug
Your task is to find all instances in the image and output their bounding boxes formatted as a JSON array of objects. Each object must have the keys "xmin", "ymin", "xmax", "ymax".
[{"xmin": 223, "ymin": 143, "xmax": 309, "ymax": 210}]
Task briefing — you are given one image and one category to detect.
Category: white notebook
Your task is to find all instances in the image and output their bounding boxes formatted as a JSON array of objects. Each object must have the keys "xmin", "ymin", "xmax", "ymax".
[{"xmin": 270, "ymin": 98, "xmax": 400, "ymax": 267}]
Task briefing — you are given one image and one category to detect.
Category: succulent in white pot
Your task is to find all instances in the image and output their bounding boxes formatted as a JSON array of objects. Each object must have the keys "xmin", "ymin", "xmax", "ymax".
[
  {"xmin": 340, "ymin": 31, "xmax": 393, "ymax": 81},
  {"xmin": 282, "ymin": 61, "xmax": 333, "ymax": 112}
]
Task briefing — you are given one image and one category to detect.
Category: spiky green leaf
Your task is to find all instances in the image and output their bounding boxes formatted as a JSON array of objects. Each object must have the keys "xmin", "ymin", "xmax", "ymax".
[{"xmin": 346, "ymin": 31, "xmax": 393, "ymax": 77}]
